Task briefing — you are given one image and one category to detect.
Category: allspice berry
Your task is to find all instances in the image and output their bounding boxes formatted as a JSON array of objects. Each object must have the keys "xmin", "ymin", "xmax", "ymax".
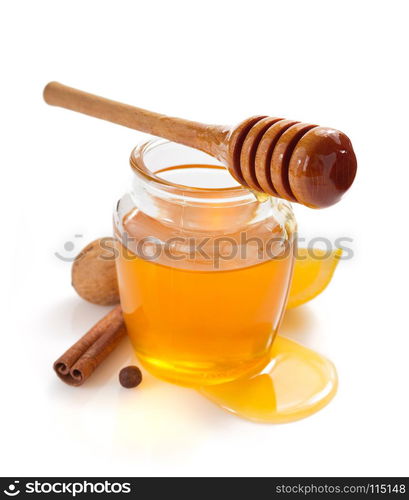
[
  {"xmin": 119, "ymin": 366, "xmax": 143, "ymax": 388},
  {"xmin": 71, "ymin": 237, "xmax": 120, "ymax": 306}
]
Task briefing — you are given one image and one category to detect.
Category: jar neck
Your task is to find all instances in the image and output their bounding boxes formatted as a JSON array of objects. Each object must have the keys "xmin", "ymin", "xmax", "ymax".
[
  {"xmin": 129, "ymin": 139, "xmax": 280, "ymax": 232},
  {"xmin": 132, "ymin": 172, "xmax": 284, "ymax": 232}
]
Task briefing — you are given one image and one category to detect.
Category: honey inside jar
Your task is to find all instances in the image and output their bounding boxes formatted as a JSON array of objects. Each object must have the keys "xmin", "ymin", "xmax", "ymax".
[
  {"xmin": 114, "ymin": 141, "xmax": 296, "ymax": 387},
  {"xmin": 116, "ymin": 237, "xmax": 294, "ymax": 386}
]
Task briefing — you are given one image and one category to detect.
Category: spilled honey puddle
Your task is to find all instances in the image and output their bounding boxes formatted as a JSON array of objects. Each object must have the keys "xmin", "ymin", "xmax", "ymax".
[{"xmin": 200, "ymin": 336, "xmax": 337, "ymax": 423}]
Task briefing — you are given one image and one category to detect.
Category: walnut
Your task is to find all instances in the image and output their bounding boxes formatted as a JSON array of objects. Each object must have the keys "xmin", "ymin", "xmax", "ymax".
[{"xmin": 71, "ymin": 237, "xmax": 120, "ymax": 306}]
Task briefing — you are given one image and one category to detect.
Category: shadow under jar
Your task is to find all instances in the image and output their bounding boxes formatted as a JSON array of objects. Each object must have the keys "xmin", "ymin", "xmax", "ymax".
[{"xmin": 114, "ymin": 139, "xmax": 297, "ymax": 386}]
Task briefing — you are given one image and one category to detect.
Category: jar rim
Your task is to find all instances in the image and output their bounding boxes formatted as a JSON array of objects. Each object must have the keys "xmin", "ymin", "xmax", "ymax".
[{"xmin": 130, "ymin": 138, "xmax": 254, "ymax": 201}]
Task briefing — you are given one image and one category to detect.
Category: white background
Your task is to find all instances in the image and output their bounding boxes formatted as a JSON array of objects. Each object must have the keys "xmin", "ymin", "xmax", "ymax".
[{"xmin": 1, "ymin": 0, "xmax": 408, "ymax": 477}]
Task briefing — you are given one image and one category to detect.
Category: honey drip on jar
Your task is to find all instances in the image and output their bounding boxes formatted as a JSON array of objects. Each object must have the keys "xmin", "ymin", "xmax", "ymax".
[{"xmin": 200, "ymin": 336, "xmax": 337, "ymax": 423}]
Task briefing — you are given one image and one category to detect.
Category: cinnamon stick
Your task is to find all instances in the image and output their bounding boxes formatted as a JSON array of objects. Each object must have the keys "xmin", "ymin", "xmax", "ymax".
[{"xmin": 53, "ymin": 305, "xmax": 126, "ymax": 386}]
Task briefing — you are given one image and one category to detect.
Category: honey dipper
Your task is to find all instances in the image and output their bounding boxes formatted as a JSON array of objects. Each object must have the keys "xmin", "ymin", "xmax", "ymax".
[{"xmin": 43, "ymin": 82, "xmax": 357, "ymax": 208}]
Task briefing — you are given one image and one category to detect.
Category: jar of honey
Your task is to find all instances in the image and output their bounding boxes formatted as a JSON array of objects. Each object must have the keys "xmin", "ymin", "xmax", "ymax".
[{"xmin": 114, "ymin": 139, "xmax": 296, "ymax": 386}]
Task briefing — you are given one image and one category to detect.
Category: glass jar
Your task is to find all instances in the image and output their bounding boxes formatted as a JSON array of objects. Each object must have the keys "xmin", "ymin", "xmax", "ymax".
[{"xmin": 114, "ymin": 139, "xmax": 296, "ymax": 386}]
